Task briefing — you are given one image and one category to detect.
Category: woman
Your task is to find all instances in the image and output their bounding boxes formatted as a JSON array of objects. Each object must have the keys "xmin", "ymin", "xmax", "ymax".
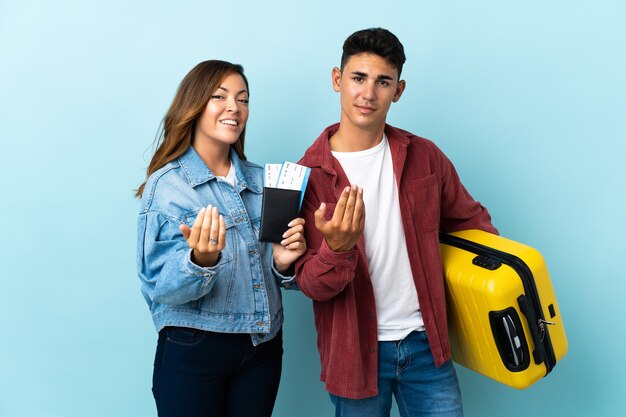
[{"xmin": 136, "ymin": 60, "xmax": 306, "ymax": 417}]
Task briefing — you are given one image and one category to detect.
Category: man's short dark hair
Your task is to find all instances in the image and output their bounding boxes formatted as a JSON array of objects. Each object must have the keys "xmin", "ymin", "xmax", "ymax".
[{"xmin": 340, "ymin": 28, "xmax": 406, "ymax": 78}]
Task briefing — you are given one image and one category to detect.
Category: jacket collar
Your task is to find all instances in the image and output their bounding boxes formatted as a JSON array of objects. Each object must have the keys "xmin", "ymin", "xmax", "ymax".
[
  {"xmin": 303, "ymin": 123, "xmax": 411, "ymax": 173},
  {"xmin": 177, "ymin": 146, "xmax": 262, "ymax": 194}
]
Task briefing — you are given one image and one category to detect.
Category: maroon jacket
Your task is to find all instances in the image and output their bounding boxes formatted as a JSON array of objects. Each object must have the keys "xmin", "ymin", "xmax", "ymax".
[{"xmin": 295, "ymin": 124, "xmax": 498, "ymax": 399}]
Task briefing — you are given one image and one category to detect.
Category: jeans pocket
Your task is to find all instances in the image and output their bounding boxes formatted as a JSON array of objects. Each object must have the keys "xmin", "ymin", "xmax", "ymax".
[
  {"xmin": 158, "ymin": 328, "xmax": 218, "ymax": 377},
  {"xmin": 164, "ymin": 327, "xmax": 205, "ymax": 346}
]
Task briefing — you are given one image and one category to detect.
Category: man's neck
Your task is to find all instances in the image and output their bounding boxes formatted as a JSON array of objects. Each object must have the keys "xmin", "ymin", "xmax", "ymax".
[{"xmin": 329, "ymin": 123, "xmax": 385, "ymax": 152}]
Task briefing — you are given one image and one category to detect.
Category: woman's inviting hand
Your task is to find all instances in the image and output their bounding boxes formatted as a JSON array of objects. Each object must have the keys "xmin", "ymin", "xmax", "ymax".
[{"xmin": 179, "ymin": 205, "xmax": 226, "ymax": 267}]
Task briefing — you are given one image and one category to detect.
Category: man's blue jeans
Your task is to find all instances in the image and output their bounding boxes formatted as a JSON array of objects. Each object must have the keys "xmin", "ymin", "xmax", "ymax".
[{"xmin": 330, "ymin": 331, "xmax": 463, "ymax": 417}]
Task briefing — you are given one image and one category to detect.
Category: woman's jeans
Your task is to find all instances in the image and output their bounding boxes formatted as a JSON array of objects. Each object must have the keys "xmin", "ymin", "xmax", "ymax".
[
  {"xmin": 330, "ymin": 331, "xmax": 463, "ymax": 417},
  {"xmin": 152, "ymin": 327, "xmax": 283, "ymax": 417}
]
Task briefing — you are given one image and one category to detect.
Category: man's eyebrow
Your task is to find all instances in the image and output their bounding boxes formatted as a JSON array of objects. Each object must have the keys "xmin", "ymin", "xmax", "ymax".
[{"xmin": 349, "ymin": 71, "xmax": 395, "ymax": 81}]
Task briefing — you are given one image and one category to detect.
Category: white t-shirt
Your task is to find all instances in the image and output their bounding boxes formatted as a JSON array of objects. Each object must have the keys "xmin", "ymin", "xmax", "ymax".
[
  {"xmin": 332, "ymin": 135, "xmax": 424, "ymax": 341},
  {"xmin": 218, "ymin": 161, "xmax": 236, "ymax": 186}
]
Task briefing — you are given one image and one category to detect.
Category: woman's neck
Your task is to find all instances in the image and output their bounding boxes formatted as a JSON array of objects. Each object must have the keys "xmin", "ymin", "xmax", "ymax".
[{"xmin": 192, "ymin": 141, "xmax": 231, "ymax": 176}]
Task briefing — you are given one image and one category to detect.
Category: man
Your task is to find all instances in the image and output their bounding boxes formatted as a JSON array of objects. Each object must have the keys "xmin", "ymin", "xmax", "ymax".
[{"xmin": 294, "ymin": 28, "xmax": 498, "ymax": 417}]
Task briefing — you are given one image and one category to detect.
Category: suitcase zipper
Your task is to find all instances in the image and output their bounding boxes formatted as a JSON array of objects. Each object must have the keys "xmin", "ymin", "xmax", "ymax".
[{"xmin": 440, "ymin": 232, "xmax": 557, "ymax": 376}]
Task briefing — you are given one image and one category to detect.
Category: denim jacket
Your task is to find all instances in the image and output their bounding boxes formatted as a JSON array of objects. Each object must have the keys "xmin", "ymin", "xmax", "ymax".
[{"xmin": 137, "ymin": 147, "xmax": 296, "ymax": 345}]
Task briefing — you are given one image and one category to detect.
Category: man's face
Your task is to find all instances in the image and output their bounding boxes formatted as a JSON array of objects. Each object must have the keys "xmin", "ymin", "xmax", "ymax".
[{"xmin": 333, "ymin": 53, "xmax": 405, "ymax": 134}]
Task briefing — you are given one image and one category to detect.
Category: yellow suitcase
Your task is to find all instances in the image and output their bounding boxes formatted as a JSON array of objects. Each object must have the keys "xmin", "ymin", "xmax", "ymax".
[{"xmin": 440, "ymin": 229, "xmax": 568, "ymax": 389}]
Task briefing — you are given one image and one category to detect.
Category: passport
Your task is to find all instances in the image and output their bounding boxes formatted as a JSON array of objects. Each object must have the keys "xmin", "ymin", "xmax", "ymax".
[{"xmin": 259, "ymin": 187, "xmax": 302, "ymax": 243}]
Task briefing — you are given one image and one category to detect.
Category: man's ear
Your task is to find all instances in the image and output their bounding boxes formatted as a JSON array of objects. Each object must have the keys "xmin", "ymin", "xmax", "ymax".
[
  {"xmin": 332, "ymin": 67, "xmax": 342, "ymax": 92},
  {"xmin": 392, "ymin": 79, "xmax": 406, "ymax": 103}
]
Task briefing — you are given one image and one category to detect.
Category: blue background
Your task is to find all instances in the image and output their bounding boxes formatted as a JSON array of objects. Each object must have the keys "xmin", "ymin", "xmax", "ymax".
[{"xmin": 1, "ymin": 1, "xmax": 624, "ymax": 416}]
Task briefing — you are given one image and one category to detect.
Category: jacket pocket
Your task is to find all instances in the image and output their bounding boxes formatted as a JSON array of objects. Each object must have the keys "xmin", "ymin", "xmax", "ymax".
[
  {"xmin": 196, "ymin": 214, "xmax": 262, "ymax": 316},
  {"xmin": 404, "ymin": 174, "xmax": 440, "ymax": 233}
]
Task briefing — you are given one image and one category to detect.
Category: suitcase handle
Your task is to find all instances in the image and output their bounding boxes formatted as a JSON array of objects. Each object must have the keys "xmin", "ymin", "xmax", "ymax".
[
  {"xmin": 518, "ymin": 295, "xmax": 547, "ymax": 365},
  {"xmin": 489, "ymin": 308, "xmax": 530, "ymax": 371}
]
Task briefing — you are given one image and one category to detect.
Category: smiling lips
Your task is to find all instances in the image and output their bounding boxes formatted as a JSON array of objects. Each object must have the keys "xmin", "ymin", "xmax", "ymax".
[{"xmin": 220, "ymin": 119, "xmax": 239, "ymax": 126}]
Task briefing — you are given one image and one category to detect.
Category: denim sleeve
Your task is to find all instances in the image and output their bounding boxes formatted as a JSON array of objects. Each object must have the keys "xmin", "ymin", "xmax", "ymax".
[
  {"xmin": 137, "ymin": 210, "xmax": 227, "ymax": 305},
  {"xmin": 271, "ymin": 263, "xmax": 298, "ymax": 290}
]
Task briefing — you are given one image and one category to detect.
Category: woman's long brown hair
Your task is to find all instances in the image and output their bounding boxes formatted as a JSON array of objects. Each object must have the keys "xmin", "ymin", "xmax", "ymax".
[{"xmin": 136, "ymin": 60, "xmax": 248, "ymax": 197}]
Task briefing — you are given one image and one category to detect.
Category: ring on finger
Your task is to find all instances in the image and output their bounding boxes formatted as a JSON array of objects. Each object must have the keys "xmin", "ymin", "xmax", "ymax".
[{"xmin": 209, "ymin": 238, "xmax": 218, "ymax": 245}]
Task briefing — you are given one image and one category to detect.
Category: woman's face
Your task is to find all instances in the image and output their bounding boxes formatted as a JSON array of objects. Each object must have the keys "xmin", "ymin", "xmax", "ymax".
[{"xmin": 194, "ymin": 72, "xmax": 249, "ymax": 149}]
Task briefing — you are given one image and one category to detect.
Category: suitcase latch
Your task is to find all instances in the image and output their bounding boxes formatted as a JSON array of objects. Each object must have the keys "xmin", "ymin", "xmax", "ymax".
[
  {"xmin": 538, "ymin": 318, "xmax": 556, "ymax": 341},
  {"xmin": 472, "ymin": 254, "xmax": 502, "ymax": 270}
]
